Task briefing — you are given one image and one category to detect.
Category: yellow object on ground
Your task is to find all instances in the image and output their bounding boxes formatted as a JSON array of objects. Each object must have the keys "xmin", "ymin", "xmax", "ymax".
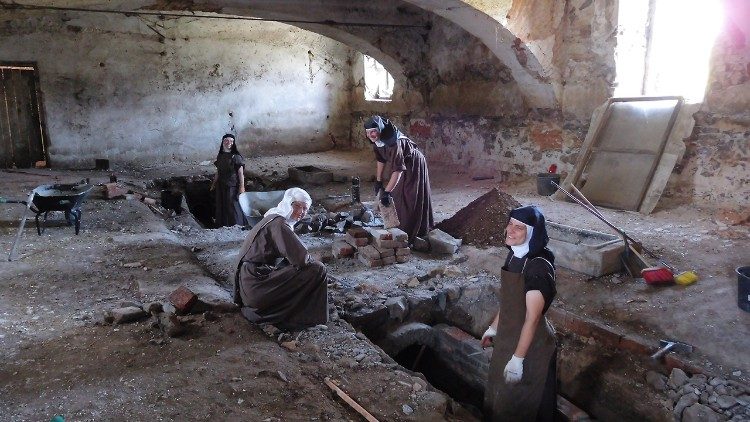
[{"xmin": 675, "ymin": 271, "xmax": 699, "ymax": 286}]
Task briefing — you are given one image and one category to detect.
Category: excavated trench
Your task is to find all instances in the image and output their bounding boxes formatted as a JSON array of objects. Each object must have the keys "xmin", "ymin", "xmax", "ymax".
[{"xmin": 337, "ymin": 280, "xmax": 670, "ymax": 421}]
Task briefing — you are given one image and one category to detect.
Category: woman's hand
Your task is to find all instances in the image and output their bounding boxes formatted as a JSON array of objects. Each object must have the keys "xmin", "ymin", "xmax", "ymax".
[
  {"xmin": 239, "ymin": 186, "xmax": 245, "ymax": 194},
  {"xmin": 503, "ymin": 355, "xmax": 524, "ymax": 384},
  {"xmin": 481, "ymin": 325, "xmax": 496, "ymax": 348}
]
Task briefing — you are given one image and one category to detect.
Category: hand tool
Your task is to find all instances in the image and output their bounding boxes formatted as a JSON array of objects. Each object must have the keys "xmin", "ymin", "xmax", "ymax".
[{"xmin": 650, "ymin": 339, "xmax": 693, "ymax": 361}]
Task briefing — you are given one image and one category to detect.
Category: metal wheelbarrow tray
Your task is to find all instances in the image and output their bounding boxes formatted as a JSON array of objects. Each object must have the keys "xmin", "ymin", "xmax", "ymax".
[{"xmin": 31, "ymin": 183, "xmax": 93, "ymax": 235}]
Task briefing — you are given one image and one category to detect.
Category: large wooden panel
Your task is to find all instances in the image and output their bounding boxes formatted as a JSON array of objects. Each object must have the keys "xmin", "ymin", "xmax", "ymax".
[
  {"xmin": 0, "ymin": 66, "xmax": 45, "ymax": 168},
  {"xmin": 574, "ymin": 97, "xmax": 682, "ymax": 211}
]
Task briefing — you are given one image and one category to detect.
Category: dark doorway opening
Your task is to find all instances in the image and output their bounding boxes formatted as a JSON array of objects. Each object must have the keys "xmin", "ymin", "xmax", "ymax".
[{"xmin": 0, "ymin": 64, "xmax": 47, "ymax": 168}]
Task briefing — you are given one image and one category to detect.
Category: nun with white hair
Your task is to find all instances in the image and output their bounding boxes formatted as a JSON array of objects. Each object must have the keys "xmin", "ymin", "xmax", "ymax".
[
  {"xmin": 481, "ymin": 205, "xmax": 558, "ymax": 421},
  {"xmin": 234, "ymin": 187, "xmax": 328, "ymax": 330}
]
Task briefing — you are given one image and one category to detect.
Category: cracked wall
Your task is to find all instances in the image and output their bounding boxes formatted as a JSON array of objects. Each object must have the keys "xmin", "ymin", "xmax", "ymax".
[{"xmin": 0, "ymin": 9, "xmax": 354, "ymax": 167}]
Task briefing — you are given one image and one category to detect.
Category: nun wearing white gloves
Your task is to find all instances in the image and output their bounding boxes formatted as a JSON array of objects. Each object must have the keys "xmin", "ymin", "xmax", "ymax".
[
  {"xmin": 233, "ymin": 188, "xmax": 328, "ymax": 330},
  {"xmin": 481, "ymin": 205, "xmax": 558, "ymax": 421}
]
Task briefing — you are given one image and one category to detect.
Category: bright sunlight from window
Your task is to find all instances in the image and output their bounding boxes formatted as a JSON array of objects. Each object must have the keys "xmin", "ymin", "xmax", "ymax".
[
  {"xmin": 616, "ymin": 0, "xmax": 725, "ymax": 102},
  {"xmin": 363, "ymin": 54, "xmax": 394, "ymax": 101}
]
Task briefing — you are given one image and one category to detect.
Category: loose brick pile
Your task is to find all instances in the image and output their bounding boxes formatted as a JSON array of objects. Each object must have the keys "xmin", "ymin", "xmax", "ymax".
[{"xmin": 331, "ymin": 226, "xmax": 411, "ymax": 267}]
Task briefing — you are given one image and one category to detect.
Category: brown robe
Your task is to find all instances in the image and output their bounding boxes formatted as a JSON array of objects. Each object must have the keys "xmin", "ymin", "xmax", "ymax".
[
  {"xmin": 374, "ymin": 137, "xmax": 434, "ymax": 239},
  {"xmin": 485, "ymin": 255, "xmax": 557, "ymax": 421},
  {"xmin": 234, "ymin": 214, "xmax": 328, "ymax": 330},
  {"xmin": 214, "ymin": 152, "xmax": 246, "ymax": 227}
]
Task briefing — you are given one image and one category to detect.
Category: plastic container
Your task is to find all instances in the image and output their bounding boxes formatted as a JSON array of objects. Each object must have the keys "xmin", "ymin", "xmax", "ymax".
[
  {"xmin": 737, "ymin": 266, "xmax": 750, "ymax": 313},
  {"xmin": 536, "ymin": 173, "xmax": 561, "ymax": 196}
]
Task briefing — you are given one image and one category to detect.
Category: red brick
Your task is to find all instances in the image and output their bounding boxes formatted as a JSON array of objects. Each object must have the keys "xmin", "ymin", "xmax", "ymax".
[
  {"xmin": 381, "ymin": 255, "xmax": 396, "ymax": 265},
  {"xmin": 344, "ymin": 233, "xmax": 369, "ymax": 247},
  {"xmin": 104, "ymin": 183, "xmax": 128, "ymax": 199},
  {"xmin": 664, "ymin": 354, "xmax": 707, "ymax": 376},
  {"xmin": 373, "ymin": 245, "xmax": 395, "ymax": 257},
  {"xmin": 359, "ymin": 245, "xmax": 381, "ymax": 260},
  {"xmin": 358, "ymin": 253, "xmax": 382, "ymax": 268},
  {"xmin": 371, "ymin": 229, "xmax": 393, "ymax": 240},
  {"xmin": 618, "ymin": 335, "xmax": 652, "ymax": 355},
  {"xmin": 347, "ymin": 227, "xmax": 369, "ymax": 238},
  {"xmin": 169, "ymin": 285, "xmax": 198, "ymax": 313},
  {"xmin": 387, "ymin": 228, "xmax": 408, "ymax": 242},
  {"xmin": 332, "ymin": 240, "xmax": 354, "ymax": 258}
]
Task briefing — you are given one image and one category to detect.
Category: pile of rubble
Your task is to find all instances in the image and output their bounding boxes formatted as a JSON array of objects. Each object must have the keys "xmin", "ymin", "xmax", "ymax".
[
  {"xmin": 436, "ymin": 187, "xmax": 520, "ymax": 247},
  {"xmin": 647, "ymin": 367, "xmax": 750, "ymax": 421},
  {"xmin": 296, "ymin": 205, "xmax": 379, "ymax": 235},
  {"xmin": 332, "ymin": 226, "xmax": 412, "ymax": 267}
]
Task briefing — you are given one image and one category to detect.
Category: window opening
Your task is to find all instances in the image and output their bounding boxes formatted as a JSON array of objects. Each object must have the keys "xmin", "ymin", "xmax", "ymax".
[
  {"xmin": 363, "ymin": 54, "xmax": 394, "ymax": 101},
  {"xmin": 615, "ymin": 0, "xmax": 724, "ymax": 102}
]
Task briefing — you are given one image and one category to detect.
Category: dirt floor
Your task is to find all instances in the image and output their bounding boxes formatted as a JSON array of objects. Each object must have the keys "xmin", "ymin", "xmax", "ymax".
[{"xmin": 1, "ymin": 150, "xmax": 748, "ymax": 421}]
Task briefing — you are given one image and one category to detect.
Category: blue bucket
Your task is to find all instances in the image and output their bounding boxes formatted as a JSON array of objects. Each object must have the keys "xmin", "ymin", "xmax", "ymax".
[{"xmin": 737, "ymin": 266, "xmax": 750, "ymax": 313}]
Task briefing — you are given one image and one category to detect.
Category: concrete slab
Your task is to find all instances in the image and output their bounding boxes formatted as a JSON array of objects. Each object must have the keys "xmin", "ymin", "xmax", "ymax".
[{"xmin": 546, "ymin": 221, "xmax": 624, "ymax": 277}]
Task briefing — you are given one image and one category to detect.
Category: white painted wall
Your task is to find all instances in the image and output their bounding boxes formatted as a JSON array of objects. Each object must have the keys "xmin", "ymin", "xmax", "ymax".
[{"xmin": 0, "ymin": 11, "xmax": 353, "ymax": 167}]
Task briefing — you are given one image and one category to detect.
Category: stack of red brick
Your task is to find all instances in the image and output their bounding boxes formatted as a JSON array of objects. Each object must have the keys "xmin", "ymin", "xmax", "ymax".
[{"xmin": 332, "ymin": 226, "xmax": 411, "ymax": 267}]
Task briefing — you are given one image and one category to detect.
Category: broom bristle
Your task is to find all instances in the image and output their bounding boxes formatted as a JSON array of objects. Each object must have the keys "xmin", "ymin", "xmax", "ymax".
[{"xmin": 642, "ymin": 267, "xmax": 674, "ymax": 285}]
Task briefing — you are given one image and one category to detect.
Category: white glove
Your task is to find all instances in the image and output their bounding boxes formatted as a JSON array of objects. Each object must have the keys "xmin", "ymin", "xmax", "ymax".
[
  {"xmin": 503, "ymin": 355, "xmax": 524, "ymax": 384},
  {"xmin": 481, "ymin": 326, "xmax": 496, "ymax": 345}
]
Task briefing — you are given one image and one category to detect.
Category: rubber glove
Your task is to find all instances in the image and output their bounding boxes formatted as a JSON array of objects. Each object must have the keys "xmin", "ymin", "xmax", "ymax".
[
  {"xmin": 481, "ymin": 326, "xmax": 496, "ymax": 348},
  {"xmin": 380, "ymin": 191, "xmax": 392, "ymax": 207},
  {"xmin": 374, "ymin": 180, "xmax": 384, "ymax": 196},
  {"xmin": 503, "ymin": 355, "xmax": 524, "ymax": 384}
]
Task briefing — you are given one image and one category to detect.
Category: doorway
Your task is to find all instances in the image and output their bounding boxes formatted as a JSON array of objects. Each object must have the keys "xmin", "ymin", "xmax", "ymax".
[{"xmin": 0, "ymin": 64, "xmax": 48, "ymax": 168}]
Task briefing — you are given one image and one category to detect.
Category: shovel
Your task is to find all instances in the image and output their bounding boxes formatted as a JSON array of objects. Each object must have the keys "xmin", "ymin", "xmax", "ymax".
[{"xmin": 7, "ymin": 190, "xmax": 36, "ymax": 261}]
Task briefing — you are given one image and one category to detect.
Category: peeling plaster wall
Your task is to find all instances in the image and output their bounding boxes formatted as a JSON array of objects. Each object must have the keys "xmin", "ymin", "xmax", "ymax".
[
  {"xmin": 348, "ymin": 3, "xmax": 608, "ymax": 183},
  {"xmin": 668, "ymin": 6, "xmax": 750, "ymax": 207},
  {"xmin": 0, "ymin": 10, "xmax": 353, "ymax": 167}
]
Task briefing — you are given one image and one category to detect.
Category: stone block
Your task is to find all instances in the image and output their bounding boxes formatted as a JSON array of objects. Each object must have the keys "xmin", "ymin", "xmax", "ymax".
[
  {"xmin": 111, "ymin": 306, "xmax": 148, "ymax": 324},
  {"xmin": 396, "ymin": 247, "xmax": 411, "ymax": 256},
  {"xmin": 358, "ymin": 253, "xmax": 383, "ymax": 268},
  {"xmin": 396, "ymin": 255, "xmax": 410, "ymax": 263},
  {"xmin": 388, "ymin": 228, "xmax": 409, "ymax": 242},
  {"xmin": 381, "ymin": 255, "xmax": 396, "ymax": 265},
  {"xmin": 384, "ymin": 296, "xmax": 409, "ymax": 321},
  {"xmin": 344, "ymin": 233, "xmax": 369, "ymax": 247},
  {"xmin": 413, "ymin": 236, "xmax": 430, "ymax": 252},
  {"xmin": 169, "ymin": 285, "xmax": 198, "ymax": 313},
  {"xmin": 427, "ymin": 229, "xmax": 462, "ymax": 254},
  {"xmin": 332, "ymin": 240, "xmax": 354, "ymax": 258},
  {"xmin": 374, "ymin": 245, "xmax": 395, "ymax": 257}
]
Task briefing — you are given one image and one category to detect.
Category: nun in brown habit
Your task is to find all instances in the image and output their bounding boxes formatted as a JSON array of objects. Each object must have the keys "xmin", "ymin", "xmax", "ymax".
[
  {"xmin": 364, "ymin": 116, "xmax": 434, "ymax": 240},
  {"xmin": 481, "ymin": 206, "xmax": 558, "ymax": 421},
  {"xmin": 234, "ymin": 187, "xmax": 328, "ymax": 330},
  {"xmin": 211, "ymin": 133, "xmax": 246, "ymax": 227}
]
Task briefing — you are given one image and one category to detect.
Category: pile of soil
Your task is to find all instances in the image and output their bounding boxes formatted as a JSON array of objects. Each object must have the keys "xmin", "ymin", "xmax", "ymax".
[{"xmin": 436, "ymin": 187, "xmax": 520, "ymax": 247}]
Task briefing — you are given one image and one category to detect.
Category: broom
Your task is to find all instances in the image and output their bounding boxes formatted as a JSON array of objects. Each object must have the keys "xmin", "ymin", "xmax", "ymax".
[{"xmin": 551, "ymin": 182, "xmax": 676, "ymax": 284}]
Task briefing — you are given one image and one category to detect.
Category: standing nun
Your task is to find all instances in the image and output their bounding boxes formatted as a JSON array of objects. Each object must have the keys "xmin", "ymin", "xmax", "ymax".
[
  {"xmin": 234, "ymin": 188, "xmax": 328, "ymax": 330},
  {"xmin": 211, "ymin": 133, "xmax": 246, "ymax": 227},
  {"xmin": 364, "ymin": 115, "xmax": 434, "ymax": 240},
  {"xmin": 481, "ymin": 205, "xmax": 558, "ymax": 421}
]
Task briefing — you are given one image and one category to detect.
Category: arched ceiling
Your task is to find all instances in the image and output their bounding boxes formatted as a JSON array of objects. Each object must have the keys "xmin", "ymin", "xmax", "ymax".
[{"xmin": 7, "ymin": 0, "xmax": 557, "ymax": 109}]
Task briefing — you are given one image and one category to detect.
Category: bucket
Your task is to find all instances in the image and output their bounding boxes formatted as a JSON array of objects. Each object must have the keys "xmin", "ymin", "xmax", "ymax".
[
  {"xmin": 737, "ymin": 266, "xmax": 750, "ymax": 313},
  {"xmin": 537, "ymin": 173, "xmax": 561, "ymax": 196}
]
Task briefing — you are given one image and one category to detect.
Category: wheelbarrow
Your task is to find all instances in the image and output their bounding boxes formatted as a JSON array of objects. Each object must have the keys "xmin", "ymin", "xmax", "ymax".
[
  {"xmin": 3, "ymin": 182, "xmax": 93, "ymax": 261},
  {"xmin": 30, "ymin": 183, "xmax": 93, "ymax": 235}
]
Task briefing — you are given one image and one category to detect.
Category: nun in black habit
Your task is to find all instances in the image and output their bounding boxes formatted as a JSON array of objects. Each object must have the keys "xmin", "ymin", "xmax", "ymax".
[
  {"xmin": 364, "ymin": 116, "xmax": 434, "ymax": 240},
  {"xmin": 211, "ymin": 133, "xmax": 246, "ymax": 227},
  {"xmin": 481, "ymin": 205, "xmax": 558, "ymax": 421}
]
